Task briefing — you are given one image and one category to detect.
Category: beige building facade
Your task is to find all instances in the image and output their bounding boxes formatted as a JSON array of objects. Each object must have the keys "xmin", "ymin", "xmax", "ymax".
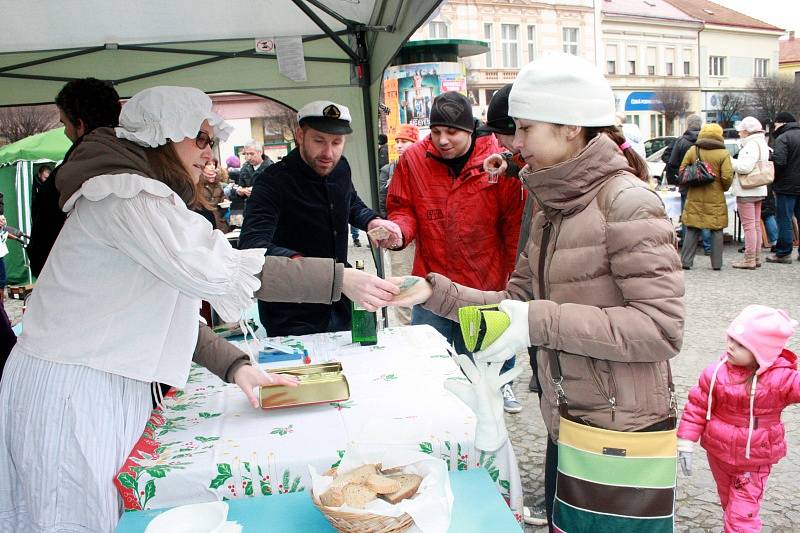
[
  {"xmin": 601, "ymin": 0, "xmax": 702, "ymax": 139},
  {"xmin": 413, "ymin": 0, "xmax": 596, "ymax": 115}
]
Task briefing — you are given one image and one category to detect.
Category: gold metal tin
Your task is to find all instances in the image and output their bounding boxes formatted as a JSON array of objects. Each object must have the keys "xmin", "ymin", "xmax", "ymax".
[{"xmin": 259, "ymin": 362, "xmax": 350, "ymax": 409}]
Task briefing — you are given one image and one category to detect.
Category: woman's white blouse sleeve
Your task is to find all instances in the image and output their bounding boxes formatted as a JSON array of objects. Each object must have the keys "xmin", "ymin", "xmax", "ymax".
[{"xmin": 91, "ymin": 192, "xmax": 265, "ymax": 322}]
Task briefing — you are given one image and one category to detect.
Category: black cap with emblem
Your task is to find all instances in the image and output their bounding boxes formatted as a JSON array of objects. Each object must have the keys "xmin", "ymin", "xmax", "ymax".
[
  {"xmin": 297, "ymin": 100, "xmax": 353, "ymax": 134},
  {"xmin": 429, "ymin": 91, "xmax": 475, "ymax": 133}
]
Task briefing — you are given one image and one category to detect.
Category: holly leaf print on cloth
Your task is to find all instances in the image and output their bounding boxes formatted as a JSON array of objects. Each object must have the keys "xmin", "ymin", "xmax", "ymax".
[
  {"xmin": 210, "ymin": 463, "xmax": 233, "ymax": 490},
  {"xmin": 270, "ymin": 425, "xmax": 294, "ymax": 436}
]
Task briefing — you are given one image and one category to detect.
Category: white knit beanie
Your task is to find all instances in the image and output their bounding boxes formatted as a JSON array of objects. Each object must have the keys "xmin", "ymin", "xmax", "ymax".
[{"xmin": 508, "ymin": 53, "xmax": 616, "ymax": 127}]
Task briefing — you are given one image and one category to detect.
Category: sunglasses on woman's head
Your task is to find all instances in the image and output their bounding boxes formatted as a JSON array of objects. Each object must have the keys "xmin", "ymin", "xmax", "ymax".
[{"xmin": 195, "ymin": 131, "xmax": 215, "ymax": 150}]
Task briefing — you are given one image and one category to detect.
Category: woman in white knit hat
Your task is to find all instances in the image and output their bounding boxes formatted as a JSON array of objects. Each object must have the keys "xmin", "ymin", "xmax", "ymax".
[
  {"xmin": 389, "ymin": 53, "xmax": 684, "ymax": 530},
  {"xmin": 0, "ymin": 86, "xmax": 298, "ymax": 532},
  {"xmin": 731, "ymin": 116, "xmax": 771, "ymax": 269}
]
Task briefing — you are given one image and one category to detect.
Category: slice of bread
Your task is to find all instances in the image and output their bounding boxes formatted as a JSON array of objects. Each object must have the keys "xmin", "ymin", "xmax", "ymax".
[
  {"xmin": 319, "ymin": 486, "xmax": 344, "ymax": 507},
  {"xmin": 365, "ymin": 473, "xmax": 401, "ymax": 494},
  {"xmin": 378, "ymin": 474, "xmax": 423, "ymax": 504},
  {"xmin": 342, "ymin": 483, "xmax": 378, "ymax": 508}
]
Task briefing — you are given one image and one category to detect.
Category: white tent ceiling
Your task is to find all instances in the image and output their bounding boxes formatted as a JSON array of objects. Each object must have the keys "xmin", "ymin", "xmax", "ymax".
[{"xmin": 0, "ymin": 0, "xmax": 442, "ymax": 214}]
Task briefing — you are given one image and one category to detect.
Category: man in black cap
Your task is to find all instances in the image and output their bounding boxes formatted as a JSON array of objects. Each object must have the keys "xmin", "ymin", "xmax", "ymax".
[
  {"xmin": 239, "ymin": 100, "xmax": 402, "ymax": 336},
  {"xmin": 767, "ymin": 111, "xmax": 800, "ymax": 263},
  {"xmin": 478, "ymin": 84, "xmax": 546, "ymax": 525},
  {"xmin": 385, "ymin": 91, "xmax": 524, "ymax": 410}
]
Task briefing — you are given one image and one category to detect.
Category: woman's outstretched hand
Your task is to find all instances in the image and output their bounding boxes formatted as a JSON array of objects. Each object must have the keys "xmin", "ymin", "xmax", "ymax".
[
  {"xmin": 233, "ymin": 365, "xmax": 299, "ymax": 408},
  {"xmin": 386, "ymin": 276, "xmax": 432, "ymax": 308}
]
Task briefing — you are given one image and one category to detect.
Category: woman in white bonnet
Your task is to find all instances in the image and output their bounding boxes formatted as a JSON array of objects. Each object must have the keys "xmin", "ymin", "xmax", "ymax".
[{"xmin": 0, "ymin": 86, "xmax": 297, "ymax": 532}]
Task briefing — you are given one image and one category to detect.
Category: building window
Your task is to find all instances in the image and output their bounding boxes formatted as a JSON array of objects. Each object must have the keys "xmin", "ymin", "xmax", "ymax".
[
  {"xmin": 628, "ymin": 60, "xmax": 636, "ymax": 75},
  {"xmin": 709, "ymin": 55, "xmax": 726, "ymax": 76},
  {"xmin": 684, "ymin": 61, "xmax": 691, "ymax": 75},
  {"xmin": 650, "ymin": 114, "xmax": 664, "ymax": 137},
  {"xmin": 562, "ymin": 28, "xmax": 579, "ymax": 56},
  {"xmin": 607, "ymin": 60, "xmax": 616, "ymax": 75},
  {"xmin": 429, "ymin": 21, "xmax": 448, "ymax": 38},
  {"xmin": 483, "ymin": 23, "xmax": 493, "ymax": 68},
  {"xmin": 666, "ymin": 62, "xmax": 673, "ymax": 76},
  {"xmin": 626, "ymin": 114, "xmax": 640, "ymax": 126},
  {"xmin": 648, "ymin": 65, "xmax": 655, "ymax": 75},
  {"xmin": 501, "ymin": 24, "xmax": 519, "ymax": 68},
  {"xmin": 527, "ymin": 25, "xmax": 536, "ymax": 62},
  {"xmin": 754, "ymin": 58, "xmax": 769, "ymax": 78}
]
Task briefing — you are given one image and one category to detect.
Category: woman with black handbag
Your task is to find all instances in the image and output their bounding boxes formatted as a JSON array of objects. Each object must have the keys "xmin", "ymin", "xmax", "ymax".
[{"xmin": 679, "ymin": 123, "xmax": 734, "ymax": 270}]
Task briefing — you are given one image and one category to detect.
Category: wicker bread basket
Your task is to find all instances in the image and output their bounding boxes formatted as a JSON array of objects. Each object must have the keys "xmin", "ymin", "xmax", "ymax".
[{"xmin": 311, "ymin": 489, "xmax": 415, "ymax": 533}]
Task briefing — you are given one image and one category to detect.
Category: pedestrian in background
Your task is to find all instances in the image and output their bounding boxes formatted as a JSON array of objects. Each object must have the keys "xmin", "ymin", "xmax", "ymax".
[
  {"xmin": 380, "ymin": 123, "xmax": 419, "ymax": 326},
  {"xmin": 767, "ymin": 112, "xmax": 800, "ymax": 264},
  {"xmin": 679, "ymin": 123, "xmax": 734, "ymax": 270},
  {"xmin": 666, "ymin": 114, "xmax": 712, "ymax": 254},
  {"xmin": 678, "ymin": 305, "xmax": 799, "ymax": 533},
  {"xmin": 731, "ymin": 117, "xmax": 770, "ymax": 270}
]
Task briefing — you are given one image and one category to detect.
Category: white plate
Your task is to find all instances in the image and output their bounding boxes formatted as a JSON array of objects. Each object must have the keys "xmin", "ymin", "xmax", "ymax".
[
  {"xmin": 145, "ymin": 501, "xmax": 228, "ymax": 533},
  {"xmin": 218, "ymin": 200, "xmax": 232, "ymax": 209}
]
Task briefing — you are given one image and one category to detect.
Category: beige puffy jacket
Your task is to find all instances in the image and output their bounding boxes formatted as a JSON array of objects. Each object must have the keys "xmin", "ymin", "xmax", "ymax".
[{"xmin": 423, "ymin": 134, "xmax": 685, "ymax": 439}]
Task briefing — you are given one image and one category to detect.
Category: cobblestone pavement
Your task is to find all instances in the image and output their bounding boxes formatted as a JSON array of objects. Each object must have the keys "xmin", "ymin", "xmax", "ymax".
[{"xmin": 351, "ymin": 235, "xmax": 800, "ymax": 532}]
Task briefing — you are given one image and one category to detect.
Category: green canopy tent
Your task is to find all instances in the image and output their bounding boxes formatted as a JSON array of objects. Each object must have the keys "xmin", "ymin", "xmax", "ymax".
[
  {"xmin": 0, "ymin": 127, "xmax": 71, "ymax": 284},
  {"xmin": 0, "ymin": 0, "xmax": 444, "ymax": 279}
]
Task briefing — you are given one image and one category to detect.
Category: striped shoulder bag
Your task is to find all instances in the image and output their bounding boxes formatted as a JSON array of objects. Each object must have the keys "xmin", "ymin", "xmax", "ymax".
[{"xmin": 549, "ymin": 352, "xmax": 678, "ymax": 533}]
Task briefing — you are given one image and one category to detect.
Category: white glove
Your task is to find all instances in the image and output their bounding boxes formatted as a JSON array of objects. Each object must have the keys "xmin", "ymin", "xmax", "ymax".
[
  {"xmin": 444, "ymin": 354, "xmax": 524, "ymax": 452},
  {"xmin": 677, "ymin": 438, "xmax": 694, "ymax": 476},
  {"xmin": 474, "ymin": 300, "xmax": 531, "ymax": 363}
]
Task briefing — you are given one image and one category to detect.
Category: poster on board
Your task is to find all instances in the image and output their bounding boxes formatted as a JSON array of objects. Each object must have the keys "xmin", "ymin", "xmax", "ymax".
[{"xmin": 382, "ymin": 62, "xmax": 467, "ymax": 161}]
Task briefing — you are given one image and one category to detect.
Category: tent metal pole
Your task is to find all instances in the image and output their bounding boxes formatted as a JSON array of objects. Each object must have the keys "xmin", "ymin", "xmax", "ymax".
[
  {"xmin": 355, "ymin": 30, "xmax": 388, "ymax": 309},
  {"xmin": 0, "ymin": 46, "xmax": 104, "ymax": 74},
  {"xmin": 117, "ymin": 44, "xmax": 354, "ymax": 64},
  {"xmin": 301, "ymin": 0, "xmax": 357, "ymax": 29},
  {"xmin": 289, "ymin": 0, "xmax": 360, "ymax": 63},
  {"xmin": 0, "ymin": 72, "xmax": 75, "ymax": 82}
]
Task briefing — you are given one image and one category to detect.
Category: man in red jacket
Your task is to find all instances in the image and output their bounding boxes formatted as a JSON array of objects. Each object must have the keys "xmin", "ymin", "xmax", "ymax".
[{"xmin": 386, "ymin": 91, "xmax": 525, "ymax": 412}]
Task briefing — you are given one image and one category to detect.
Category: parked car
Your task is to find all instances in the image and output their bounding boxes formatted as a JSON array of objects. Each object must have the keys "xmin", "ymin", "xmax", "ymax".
[
  {"xmin": 724, "ymin": 138, "xmax": 740, "ymax": 158},
  {"xmin": 646, "ymin": 146, "xmax": 668, "ymax": 181},
  {"xmin": 644, "ymin": 136, "xmax": 677, "ymax": 158}
]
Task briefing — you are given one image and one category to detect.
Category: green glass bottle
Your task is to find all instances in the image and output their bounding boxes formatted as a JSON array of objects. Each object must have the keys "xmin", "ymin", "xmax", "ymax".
[{"xmin": 351, "ymin": 260, "xmax": 378, "ymax": 346}]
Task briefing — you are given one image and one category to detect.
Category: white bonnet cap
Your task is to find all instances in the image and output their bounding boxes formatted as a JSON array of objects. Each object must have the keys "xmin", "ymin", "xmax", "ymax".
[
  {"xmin": 736, "ymin": 116, "xmax": 763, "ymax": 133},
  {"xmin": 509, "ymin": 53, "xmax": 616, "ymax": 127},
  {"xmin": 115, "ymin": 86, "xmax": 233, "ymax": 148}
]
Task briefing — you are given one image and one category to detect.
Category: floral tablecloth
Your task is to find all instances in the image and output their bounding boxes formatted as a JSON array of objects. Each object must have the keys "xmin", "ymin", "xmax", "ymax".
[{"xmin": 115, "ymin": 325, "xmax": 523, "ymax": 523}]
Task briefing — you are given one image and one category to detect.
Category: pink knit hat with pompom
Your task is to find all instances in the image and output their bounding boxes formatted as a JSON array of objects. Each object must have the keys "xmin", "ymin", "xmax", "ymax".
[{"xmin": 727, "ymin": 305, "xmax": 797, "ymax": 374}]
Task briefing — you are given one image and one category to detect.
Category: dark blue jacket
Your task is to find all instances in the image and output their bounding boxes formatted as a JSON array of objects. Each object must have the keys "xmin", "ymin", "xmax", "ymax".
[
  {"xmin": 773, "ymin": 122, "xmax": 800, "ymax": 196},
  {"xmin": 238, "ymin": 148, "xmax": 378, "ymax": 336}
]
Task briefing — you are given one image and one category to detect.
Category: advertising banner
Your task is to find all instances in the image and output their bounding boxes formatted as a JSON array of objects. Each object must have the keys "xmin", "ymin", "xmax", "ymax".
[{"xmin": 383, "ymin": 62, "xmax": 467, "ymax": 160}]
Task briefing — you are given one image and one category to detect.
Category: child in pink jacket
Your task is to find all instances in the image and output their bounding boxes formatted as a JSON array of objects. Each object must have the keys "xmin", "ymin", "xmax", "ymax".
[{"xmin": 678, "ymin": 305, "xmax": 799, "ymax": 532}]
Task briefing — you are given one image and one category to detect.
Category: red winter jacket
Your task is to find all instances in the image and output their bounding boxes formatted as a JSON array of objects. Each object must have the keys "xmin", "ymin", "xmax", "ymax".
[
  {"xmin": 678, "ymin": 349, "xmax": 800, "ymax": 467},
  {"xmin": 386, "ymin": 134, "xmax": 524, "ymax": 291}
]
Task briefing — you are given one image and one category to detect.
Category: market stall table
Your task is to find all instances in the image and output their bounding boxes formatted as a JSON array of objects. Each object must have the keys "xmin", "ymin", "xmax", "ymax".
[
  {"xmin": 115, "ymin": 325, "xmax": 523, "ymax": 523},
  {"xmin": 657, "ymin": 189, "xmax": 736, "ymax": 221},
  {"xmin": 115, "ymin": 468, "xmax": 520, "ymax": 532}
]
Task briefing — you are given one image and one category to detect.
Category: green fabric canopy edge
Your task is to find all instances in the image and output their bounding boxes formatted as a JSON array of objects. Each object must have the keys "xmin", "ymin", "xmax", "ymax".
[{"xmin": 0, "ymin": 127, "xmax": 71, "ymax": 167}]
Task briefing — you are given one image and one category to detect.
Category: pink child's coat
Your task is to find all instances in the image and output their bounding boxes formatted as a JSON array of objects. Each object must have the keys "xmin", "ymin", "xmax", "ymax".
[{"xmin": 678, "ymin": 349, "xmax": 800, "ymax": 467}]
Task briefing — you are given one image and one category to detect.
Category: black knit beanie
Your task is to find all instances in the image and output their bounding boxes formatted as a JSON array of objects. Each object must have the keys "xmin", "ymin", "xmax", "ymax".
[
  {"xmin": 429, "ymin": 91, "xmax": 475, "ymax": 133},
  {"xmin": 478, "ymin": 84, "xmax": 515, "ymax": 135},
  {"xmin": 775, "ymin": 111, "xmax": 797, "ymax": 123}
]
